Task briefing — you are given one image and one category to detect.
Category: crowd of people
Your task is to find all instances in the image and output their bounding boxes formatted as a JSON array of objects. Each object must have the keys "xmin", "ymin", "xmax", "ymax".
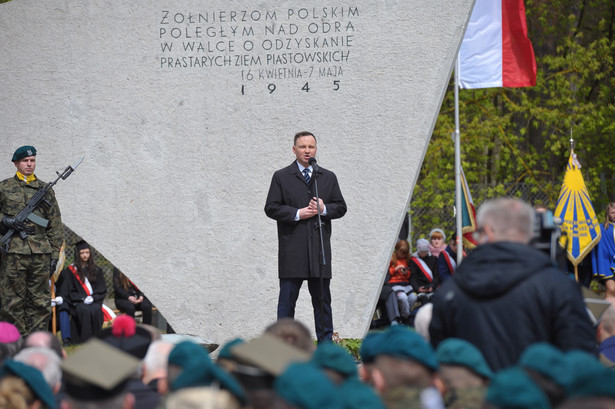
[{"xmin": 0, "ymin": 306, "xmax": 614, "ymax": 409}]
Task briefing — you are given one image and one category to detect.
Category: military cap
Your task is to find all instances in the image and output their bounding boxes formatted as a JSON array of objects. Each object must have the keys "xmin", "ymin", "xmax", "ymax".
[
  {"xmin": 360, "ymin": 331, "xmax": 383, "ymax": 364},
  {"xmin": 338, "ymin": 377, "xmax": 386, "ymax": 409},
  {"xmin": 230, "ymin": 333, "xmax": 310, "ymax": 376},
  {"xmin": 565, "ymin": 350, "xmax": 615, "ymax": 398},
  {"xmin": 98, "ymin": 315, "xmax": 152, "ymax": 359},
  {"xmin": 436, "ymin": 338, "xmax": 493, "ymax": 379},
  {"xmin": 374, "ymin": 325, "xmax": 439, "ymax": 371},
  {"xmin": 11, "ymin": 145, "xmax": 36, "ymax": 162},
  {"xmin": 485, "ymin": 367, "xmax": 550, "ymax": 409},
  {"xmin": 0, "ymin": 321, "xmax": 20, "ymax": 343},
  {"xmin": 0, "ymin": 359, "xmax": 55, "ymax": 409},
  {"xmin": 217, "ymin": 337, "xmax": 244, "ymax": 360},
  {"xmin": 274, "ymin": 362, "xmax": 342, "ymax": 409},
  {"xmin": 311, "ymin": 341, "xmax": 357, "ymax": 378},
  {"xmin": 61, "ymin": 338, "xmax": 140, "ymax": 401},
  {"xmin": 169, "ymin": 341, "xmax": 247, "ymax": 404},
  {"xmin": 518, "ymin": 343, "xmax": 571, "ymax": 387}
]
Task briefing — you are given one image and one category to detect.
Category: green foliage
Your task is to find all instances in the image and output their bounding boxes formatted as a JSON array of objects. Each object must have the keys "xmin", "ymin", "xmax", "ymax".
[
  {"xmin": 411, "ymin": 0, "xmax": 615, "ymax": 239},
  {"xmin": 336, "ymin": 338, "xmax": 362, "ymax": 361}
]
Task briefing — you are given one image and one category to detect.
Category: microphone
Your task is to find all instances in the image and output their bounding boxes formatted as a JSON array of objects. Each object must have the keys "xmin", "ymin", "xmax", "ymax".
[{"xmin": 308, "ymin": 157, "xmax": 319, "ymax": 171}]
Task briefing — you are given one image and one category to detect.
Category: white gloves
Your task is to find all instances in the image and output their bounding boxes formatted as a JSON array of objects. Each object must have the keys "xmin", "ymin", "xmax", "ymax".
[
  {"xmin": 84, "ymin": 296, "xmax": 94, "ymax": 305},
  {"xmin": 51, "ymin": 296, "xmax": 64, "ymax": 307}
]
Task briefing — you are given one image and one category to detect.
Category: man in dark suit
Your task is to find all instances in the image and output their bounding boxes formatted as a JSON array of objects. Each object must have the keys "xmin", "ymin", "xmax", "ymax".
[{"xmin": 265, "ymin": 131, "xmax": 347, "ymax": 342}]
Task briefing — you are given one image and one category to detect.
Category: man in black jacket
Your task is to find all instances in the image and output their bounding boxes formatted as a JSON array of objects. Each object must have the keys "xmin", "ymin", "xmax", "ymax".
[
  {"xmin": 429, "ymin": 198, "xmax": 594, "ymax": 371},
  {"xmin": 264, "ymin": 131, "xmax": 347, "ymax": 342}
]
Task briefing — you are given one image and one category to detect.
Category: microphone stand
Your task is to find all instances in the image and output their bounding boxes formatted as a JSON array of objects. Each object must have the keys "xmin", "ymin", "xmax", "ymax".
[{"xmin": 311, "ymin": 161, "xmax": 327, "ymax": 341}]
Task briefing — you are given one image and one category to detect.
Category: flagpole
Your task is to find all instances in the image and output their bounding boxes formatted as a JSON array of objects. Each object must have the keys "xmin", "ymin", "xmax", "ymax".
[
  {"xmin": 570, "ymin": 133, "xmax": 579, "ymax": 282},
  {"xmin": 454, "ymin": 55, "xmax": 463, "ymax": 265}
]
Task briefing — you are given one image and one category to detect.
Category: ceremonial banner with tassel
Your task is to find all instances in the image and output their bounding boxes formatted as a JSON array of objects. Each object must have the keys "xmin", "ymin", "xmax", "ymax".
[{"xmin": 553, "ymin": 151, "xmax": 601, "ymax": 276}]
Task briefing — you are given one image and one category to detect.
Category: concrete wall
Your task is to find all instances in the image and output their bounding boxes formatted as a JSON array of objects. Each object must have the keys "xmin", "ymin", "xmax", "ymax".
[{"xmin": 0, "ymin": 0, "xmax": 474, "ymax": 342}]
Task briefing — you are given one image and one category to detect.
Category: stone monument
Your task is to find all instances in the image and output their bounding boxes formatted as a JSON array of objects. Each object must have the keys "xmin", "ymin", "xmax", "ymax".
[{"xmin": 0, "ymin": 0, "xmax": 475, "ymax": 341}]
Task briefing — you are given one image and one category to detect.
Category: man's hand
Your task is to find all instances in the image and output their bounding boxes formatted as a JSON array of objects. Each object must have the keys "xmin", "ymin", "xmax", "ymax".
[
  {"xmin": 2, "ymin": 217, "xmax": 25, "ymax": 232},
  {"xmin": 298, "ymin": 198, "xmax": 326, "ymax": 220},
  {"xmin": 310, "ymin": 197, "xmax": 325, "ymax": 213},
  {"xmin": 298, "ymin": 206, "xmax": 318, "ymax": 220},
  {"xmin": 84, "ymin": 296, "xmax": 94, "ymax": 305}
]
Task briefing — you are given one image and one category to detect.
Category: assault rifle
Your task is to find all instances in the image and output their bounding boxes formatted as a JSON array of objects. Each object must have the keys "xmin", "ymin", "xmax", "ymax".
[{"xmin": 0, "ymin": 157, "xmax": 83, "ymax": 253}]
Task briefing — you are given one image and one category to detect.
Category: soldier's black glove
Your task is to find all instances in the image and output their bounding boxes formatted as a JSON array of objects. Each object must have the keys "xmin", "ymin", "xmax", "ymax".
[
  {"xmin": 2, "ymin": 217, "xmax": 25, "ymax": 232},
  {"xmin": 50, "ymin": 259, "xmax": 58, "ymax": 276}
]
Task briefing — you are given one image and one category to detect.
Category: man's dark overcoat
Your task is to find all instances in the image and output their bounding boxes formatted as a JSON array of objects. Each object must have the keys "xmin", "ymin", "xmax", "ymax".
[{"xmin": 265, "ymin": 161, "xmax": 347, "ymax": 279}]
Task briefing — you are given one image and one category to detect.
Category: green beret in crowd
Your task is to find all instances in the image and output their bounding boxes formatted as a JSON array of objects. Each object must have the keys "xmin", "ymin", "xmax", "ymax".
[
  {"xmin": 312, "ymin": 342, "xmax": 358, "ymax": 378},
  {"xmin": 274, "ymin": 362, "xmax": 342, "ymax": 409},
  {"xmin": 485, "ymin": 367, "xmax": 550, "ymax": 409},
  {"xmin": 360, "ymin": 331, "xmax": 383, "ymax": 365},
  {"xmin": 169, "ymin": 340, "xmax": 246, "ymax": 404},
  {"xmin": 0, "ymin": 359, "xmax": 55, "ymax": 409},
  {"xmin": 373, "ymin": 326, "xmax": 438, "ymax": 371},
  {"xmin": 565, "ymin": 349, "xmax": 615, "ymax": 399},
  {"xmin": 518, "ymin": 343, "xmax": 572, "ymax": 388},
  {"xmin": 435, "ymin": 338, "xmax": 493, "ymax": 379},
  {"xmin": 217, "ymin": 337, "xmax": 245, "ymax": 360}
]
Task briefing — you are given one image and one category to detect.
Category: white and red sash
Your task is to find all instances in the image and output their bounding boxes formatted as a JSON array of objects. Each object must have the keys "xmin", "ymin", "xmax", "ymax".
[
  {"xmin": 68, "ymin": 265, "xmax": 115, "ymax": 322},
  {"xmin": 441, "ymin": 251, "xmax": 456, "ymax": 275},
  {"xmin": 411, "ymin": 257, "xmax": 433, "ymax": 282}
]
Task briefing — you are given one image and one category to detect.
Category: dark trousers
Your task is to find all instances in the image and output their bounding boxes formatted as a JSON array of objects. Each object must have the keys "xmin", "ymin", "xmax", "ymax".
[
  {"xmin": 115, "ymin": 298, "xmax": 153, "ymax": 325},
  {"xmin": 277, "ymin": 278, "xmax": 332, "ymax": 342}
]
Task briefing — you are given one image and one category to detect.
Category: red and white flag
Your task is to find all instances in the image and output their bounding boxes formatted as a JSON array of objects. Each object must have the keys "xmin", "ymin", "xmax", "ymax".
[{"xmin": 459, "ymin": 0, "xmax": 536, "ymax": 89}]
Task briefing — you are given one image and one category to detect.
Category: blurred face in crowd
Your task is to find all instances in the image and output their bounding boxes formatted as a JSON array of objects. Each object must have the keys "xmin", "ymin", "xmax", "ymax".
[
  {"xmin": 430, "ymin": 235, "xmax": 444, "ymax": 248},
  {"xmin": 79, "ymin": 248, "xmax": 91, "ymax": 264},
  {"xmin": 609, "ymin": 207, "xmax": 615, "ymax": 223},
  {"xmin": 14, "ymin": 156, "xmax": 36, "ymax": 176}
]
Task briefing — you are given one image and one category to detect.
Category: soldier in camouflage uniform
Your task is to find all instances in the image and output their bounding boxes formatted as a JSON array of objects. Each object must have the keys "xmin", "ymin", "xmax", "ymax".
[{"xmin": 0, "ymin": 146, "xmax": 63, "ymax": 336}]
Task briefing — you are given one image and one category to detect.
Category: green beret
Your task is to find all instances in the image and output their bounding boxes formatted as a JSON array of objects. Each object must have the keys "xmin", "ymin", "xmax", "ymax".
[
  {"xmin": 436, "ymin": 338, "xmax": 493, "ymax": 379},
  {"xmin": 217, "ymin": 337, "xmax": 244, "ymax": 360},
  {"xmin": 360, "ymin": 331, "xmax": 383, "ymax": 364},
  {"xmin": 312, "ymin": 342, "xmax": 357, "ymax": 378},
  {"xmin": 519, "ymin": 343, "xmax": 571, "ymax": 387},
  {"xmin": 0, "ymin": 359, "xmax": 55, "ymax": 409},
  {"xmin": 565, "ymin": 350, "xmax": 615, "ymax": 398},
  {"xmin": 374, "ymin": 326, "xmax": 438, "ymax": 371},
  {"xmin": 11, "ymin": 145, "xmax": 36, "ymax": 162},
  {"xmin": 274, "ymin": 362, "xmax": 342, "ymax": 409},
  {"xmin": 169, "ymin": 341, "xmax": 246, "ymax": 404},
  {"xmin": 338, "ymin": 377, "xmax": 386, "ymax": 409},
  {"xmin": 486, "ymin": 367, "xmax": 550, "ymax": 409}
]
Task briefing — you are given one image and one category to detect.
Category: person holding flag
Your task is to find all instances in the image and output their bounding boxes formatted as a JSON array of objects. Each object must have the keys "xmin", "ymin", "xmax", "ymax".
[{"xmin": 592, "ymin": 203, "xmax": 615, "ymax": 302}]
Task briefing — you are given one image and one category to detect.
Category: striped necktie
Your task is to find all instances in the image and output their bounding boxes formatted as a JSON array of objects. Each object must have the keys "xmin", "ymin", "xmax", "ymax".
[{"xmin": 303, "ymin": 168, "xmax": 311, "ymax": 184}]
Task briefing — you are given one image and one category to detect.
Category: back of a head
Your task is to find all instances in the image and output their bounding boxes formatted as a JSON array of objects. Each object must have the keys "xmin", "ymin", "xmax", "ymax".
[
  {"xmin": 264, "ymin": 319, "xmax": 314, "ymax": 353},
  {"xmin": 0, "ymin": 376, "xmax": 35, "ymax": 409},
  {"xmin": 24, "ymin": 331, "xmax": 64, "ymax": 360},
  {"xmin": 166, "ymin": 387, "xmax": 241, "ymax": 409},
  {"xmin": 599, "ymin": 306, "xmax": 615, "ymax": 339},
  {"xmin": 476, "ymin": 198, "xmax": 535, "ymax": 244},
  {"xmin": 143, "ymin": 340, "xmax": 173, "ymax": 375},
  {"xmin": 13, "ymin": 347, "xmax": 62, "ymax": 391}
]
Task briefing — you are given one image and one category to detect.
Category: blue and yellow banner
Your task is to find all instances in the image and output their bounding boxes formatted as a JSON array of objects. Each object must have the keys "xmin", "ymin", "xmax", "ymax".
[{"xmin": 554, "ymin": 151, "xmax": 601, "ymax": 266}]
